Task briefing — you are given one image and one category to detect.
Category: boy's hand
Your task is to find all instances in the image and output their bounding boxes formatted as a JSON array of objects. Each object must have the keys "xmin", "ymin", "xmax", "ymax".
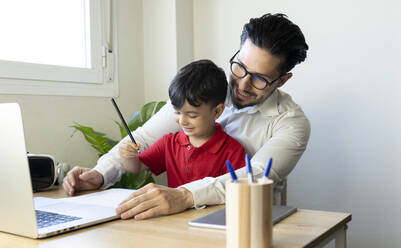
[
  {"xmin": 119, "ymin": 141, "xmax": 141, "ymax": 171},
  {"xmin": 119, "ymin": 141, "xmax": 140, "ymax": 158}
]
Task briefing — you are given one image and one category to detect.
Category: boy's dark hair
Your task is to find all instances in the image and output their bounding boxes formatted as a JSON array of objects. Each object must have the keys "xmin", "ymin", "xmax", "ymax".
[
  {"xmin": 240, "ymin": 13, "xmax": 309, "ymax": 74},
  {"xmin": 169, "ymin": 60, "xmax": 227, "ymax": 109}
]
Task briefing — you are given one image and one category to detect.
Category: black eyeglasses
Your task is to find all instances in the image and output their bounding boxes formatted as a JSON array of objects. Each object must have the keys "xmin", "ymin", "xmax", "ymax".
[{"xmin": 229, "ymin": 50, "xmax": 283, "ymax": 90}]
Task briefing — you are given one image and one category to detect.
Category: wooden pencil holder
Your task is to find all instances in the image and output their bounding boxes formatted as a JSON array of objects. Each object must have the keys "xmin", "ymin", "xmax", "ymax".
[{"xmin": 226, "ymin": 178, "xmax": 273, "ymax": 248}]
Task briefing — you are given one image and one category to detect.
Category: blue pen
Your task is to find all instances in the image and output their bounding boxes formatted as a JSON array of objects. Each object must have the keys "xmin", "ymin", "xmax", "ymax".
[
  {"xmin": 262, "ymin": 157, "xmax": 273, "ymax": 182},
  {"xmin": 245, "ymin": 154, "xmax": 254, "ymax": 183},
  {"xmin": 225, "ymin": 160, "xmax": 238, "ymax": 183}
]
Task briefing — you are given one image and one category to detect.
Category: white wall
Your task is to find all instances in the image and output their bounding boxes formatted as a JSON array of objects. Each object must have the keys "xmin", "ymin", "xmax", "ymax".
[
  {"xmin": 143, "ymin": 0, "xmax": 194, "ymax": 102},
  {"xmin": 0, "ymin": 1, "xmax": 145, "ymax": 170},
  {"xmin": 193, "ymin": 0, "xmax": 401, "ymax": 247},
  {"xmin": 143, "ymin": 0, "xmax": 177, "ymax": 102}
]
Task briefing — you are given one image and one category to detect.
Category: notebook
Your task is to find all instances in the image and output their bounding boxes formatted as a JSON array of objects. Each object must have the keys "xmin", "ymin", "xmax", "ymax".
[
  {"xmin": 0, "ymin": 103, "xmax": 135, "ymax": 239},
  {"xmin": 188, "ymin": 205, "xmax": 297, "ymax": 229}
]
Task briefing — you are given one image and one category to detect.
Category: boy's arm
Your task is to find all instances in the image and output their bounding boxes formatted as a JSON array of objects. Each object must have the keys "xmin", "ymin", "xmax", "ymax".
[
  {"xmin": 121, "ymin": 157, "xmax": 147, "ymax": 174},
  {"xmin": 119, "ymin": 141, "xmax": 148, "ymax": 174},
  {"xmin": 136, "ymin": 134, "xmax": 169, "ymax": 176}
]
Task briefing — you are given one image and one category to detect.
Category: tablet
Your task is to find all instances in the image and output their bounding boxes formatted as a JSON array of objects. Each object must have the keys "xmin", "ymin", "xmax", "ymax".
[{"xmin": 188, "ymin": 205, "xmax": 297, "ymax": 229}]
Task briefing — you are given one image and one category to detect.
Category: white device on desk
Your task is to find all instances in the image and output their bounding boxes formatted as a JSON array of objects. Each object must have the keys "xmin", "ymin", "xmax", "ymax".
[{"xmin": 0, "ymin": 103, "xmax": 133, "ymax": 239}]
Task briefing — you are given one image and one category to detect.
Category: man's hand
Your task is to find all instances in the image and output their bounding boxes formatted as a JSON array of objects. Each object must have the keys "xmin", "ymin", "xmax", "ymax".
[
  {"xmin": 116, "ymin": 183, "xmax": 194, "ymax": 220},
  {"xmin": 62, "ymin": 166, "xmax": 104, "ymax": 196}
]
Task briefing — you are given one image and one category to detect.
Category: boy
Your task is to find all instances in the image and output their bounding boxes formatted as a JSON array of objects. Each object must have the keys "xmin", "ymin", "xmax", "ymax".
[{"xmin": 119, "ymin": 60, "xmax": 246, "ymax": 188}]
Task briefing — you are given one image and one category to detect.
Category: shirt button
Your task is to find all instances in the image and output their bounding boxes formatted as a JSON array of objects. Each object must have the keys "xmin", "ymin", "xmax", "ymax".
[
  {"xmin": 187, "ymin": 145, "xmax": 191, "ymax": 150},
  {"xmin": 186, "ymin": 168, "xmax": 190, "ymax": 173},
  {"xmin": 189, "ymin": 157, "xmax": 192, "ymax": 162}
]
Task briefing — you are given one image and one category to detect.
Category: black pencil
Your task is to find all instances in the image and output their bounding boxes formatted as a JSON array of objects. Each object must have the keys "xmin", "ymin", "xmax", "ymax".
[{"xmin": 111, "ymin": 98, "xmax": 137, "ymax": 144}]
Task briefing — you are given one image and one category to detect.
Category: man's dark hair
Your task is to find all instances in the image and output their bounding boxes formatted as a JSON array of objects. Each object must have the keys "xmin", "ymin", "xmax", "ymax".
[
  {"xmin": 240, "ymin": 13, "xmax": 309, "ymax": 74},
  {"xmin": 169, "ymin": 59, "xmax": 227, "ymax": 109}
]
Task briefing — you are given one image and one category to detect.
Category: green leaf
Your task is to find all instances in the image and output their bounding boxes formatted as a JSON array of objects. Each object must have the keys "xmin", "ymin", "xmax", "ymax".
[
  {"xmin": 111, "ymin": 170, "xmax": 155, "ymax": 189},
  {"xmin": 105, "ymin": 137, "xmax": 118, "ymax": 149},
  {"xmin": 70, "ymin": 123, "xmax": 117, "ymax": 157},
  {"xmin": 122, "ymin": 101, "xmax": 166, "ymax": 140},
  {"xmin": 71, "ymin": 101, "xmax": 166, "ymax": 189},
  {"xmin": 154, "ymin": 101, "xmax": 166, "ymax": 113},
  {"xmin": 113, "ymin": 120, "xmax": 126, "ymax": 140},
  {"xmin": 127, "ymin": 111, "xmax": 142, "ymax": 137},
  {"xmin": 140, "ymin": 102, "xmax": 161, "ymax": 124}
]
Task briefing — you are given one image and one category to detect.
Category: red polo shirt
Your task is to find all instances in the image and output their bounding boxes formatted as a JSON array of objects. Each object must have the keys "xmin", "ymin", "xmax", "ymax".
[{"xmin": 138, "ymin": 123, "xmax": 246, "ymax": 188}]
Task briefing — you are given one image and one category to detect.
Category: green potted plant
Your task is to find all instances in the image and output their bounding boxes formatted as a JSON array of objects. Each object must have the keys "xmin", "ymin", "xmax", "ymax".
[{"xmin": 70, "ymin": 101, "xmax": 166, "ymax": 189}]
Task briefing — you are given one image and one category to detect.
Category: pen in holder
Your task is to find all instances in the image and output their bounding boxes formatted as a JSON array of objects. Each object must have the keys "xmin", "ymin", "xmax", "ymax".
[{"xmin": 226, "ymin": 178, "xmax": 273, "ymax": 248}]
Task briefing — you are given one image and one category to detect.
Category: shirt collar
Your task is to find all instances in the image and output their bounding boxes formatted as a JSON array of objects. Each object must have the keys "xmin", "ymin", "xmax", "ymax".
[
  {"xmin": 177, "ymin": 123, "xmax": 227, "ymax": 154},
  {"xmin": 225, "ymin": 88, "xmax": 280, "ymax": 117},
  {"xmin": 177, "ymin": 131, "xmax": 191, "ymax": 146}
]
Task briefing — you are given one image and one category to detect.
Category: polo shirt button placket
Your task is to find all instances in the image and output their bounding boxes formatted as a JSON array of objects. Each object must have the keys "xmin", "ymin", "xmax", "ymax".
[
  {"xmin": 186, "ymin": 167, "xmax": 191, "ymax": 180},
  {"xmin": 186, "ymin": 146, "xmax": 193, "ymax": 179}
]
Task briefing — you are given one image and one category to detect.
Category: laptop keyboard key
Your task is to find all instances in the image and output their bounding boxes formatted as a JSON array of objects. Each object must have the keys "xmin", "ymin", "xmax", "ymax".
[{"xmin": 36, "ymin": 210, "xmax": 82, "ymax": 229}]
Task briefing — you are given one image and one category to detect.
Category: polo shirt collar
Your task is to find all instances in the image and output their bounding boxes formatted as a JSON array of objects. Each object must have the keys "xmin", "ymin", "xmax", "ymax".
[
  {"xmin": 225, "ymin": 88, "xmax": 280, "ymax": 117},
  {"xmin": 176, "ymin": 123, "xmax": 227, "ymax": 154}
]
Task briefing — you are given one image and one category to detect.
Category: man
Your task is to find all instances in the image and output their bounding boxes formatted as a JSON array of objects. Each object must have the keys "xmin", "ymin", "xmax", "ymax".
[{"xmin": 63, "ymin": 13, "xmax": 310, "ymax": 221}]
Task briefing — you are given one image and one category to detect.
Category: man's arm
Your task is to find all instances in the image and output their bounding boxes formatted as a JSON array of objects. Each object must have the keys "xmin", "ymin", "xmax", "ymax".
[
  {"xmin": 93, "ymin": 101, "xmax": 180, "ymax": 188},
  {"xmin": 181, "ymin": 111, "xmax": 311, "ymax": 207},
  {"xmin": 64, "ymin": 101, "xmax": 180, "ymax": 194},
  {"xmin": 113, "ymin": 104, "xmax": 309, "ymax": 220},
  {"xmin": 116, "ymin": 183, "xmax": 194, "ymax": 220}
]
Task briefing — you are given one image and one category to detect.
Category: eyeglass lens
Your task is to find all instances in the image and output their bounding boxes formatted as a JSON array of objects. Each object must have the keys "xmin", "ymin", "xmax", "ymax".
[{"xmin": 231, "ymin": 62, "xmax": 268, "ymax": 89}]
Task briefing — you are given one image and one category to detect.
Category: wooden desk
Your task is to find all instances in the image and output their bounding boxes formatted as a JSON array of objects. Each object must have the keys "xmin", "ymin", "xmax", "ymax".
[{"xmin": 0, "ymin": 188, "xmax": 351, "ymax": 248}]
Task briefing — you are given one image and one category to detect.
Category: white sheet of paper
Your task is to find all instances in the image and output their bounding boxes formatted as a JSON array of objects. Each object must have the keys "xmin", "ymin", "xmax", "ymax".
[
  {"xmin": 34, "ymin": 197, "xmax": 59, "ymax": 208},
  {"xmin": 34, "ymin": 188, "xmax": 136, "ymax": 209}
]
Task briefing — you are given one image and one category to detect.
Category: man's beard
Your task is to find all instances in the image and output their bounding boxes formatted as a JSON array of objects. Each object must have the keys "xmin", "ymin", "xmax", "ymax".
[{"xmin": 229, "ymin": 78, "xmax": 259, "ymax": 109}]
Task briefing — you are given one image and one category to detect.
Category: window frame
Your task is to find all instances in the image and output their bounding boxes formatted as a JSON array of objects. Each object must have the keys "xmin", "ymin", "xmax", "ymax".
[{"xmin": 0, "ymin": 0, "xmax": 119, "ymax": 97}]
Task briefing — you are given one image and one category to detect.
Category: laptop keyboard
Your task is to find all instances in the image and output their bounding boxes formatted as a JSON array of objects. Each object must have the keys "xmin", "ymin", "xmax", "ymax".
[{"xmin": 36, "ymin": 210, "xmax": 82, "ymax": 229}]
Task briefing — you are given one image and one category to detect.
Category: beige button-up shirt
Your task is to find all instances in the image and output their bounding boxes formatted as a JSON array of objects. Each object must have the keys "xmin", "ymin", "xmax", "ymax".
[{"xmin": 94, "ymin": 89, "xmax": 310, "ymax": 207}]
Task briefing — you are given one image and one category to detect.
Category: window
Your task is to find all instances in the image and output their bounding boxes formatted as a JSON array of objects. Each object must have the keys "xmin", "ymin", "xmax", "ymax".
[{"xmin": 0, "ymin": 0, "xmax": 118, "ymax": 97}]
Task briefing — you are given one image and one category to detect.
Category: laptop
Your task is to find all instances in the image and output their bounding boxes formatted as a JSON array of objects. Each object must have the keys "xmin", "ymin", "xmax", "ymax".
[
  {"xmin": 0, "ymin": 103, "xmax": 130, "ymax": 239},
  {"xmin": 188, "ymin": 205, "xmax": 297, "ymax": 229}
]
